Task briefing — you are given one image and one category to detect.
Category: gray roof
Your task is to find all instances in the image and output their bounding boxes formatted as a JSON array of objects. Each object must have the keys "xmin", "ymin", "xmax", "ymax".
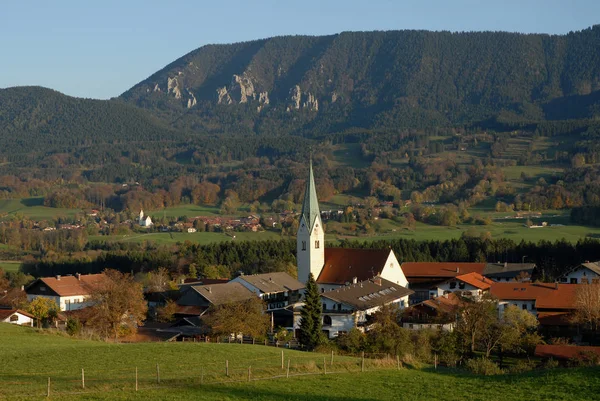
[
  {"xmin": 300, "ymin": 159, "xmax": 321, "ymax": 231},
  {"xmin": 237, "ymin": 272, "xmax": 304, "ymax": 293},
  {"xmin": 483, "ymin": 263, "xmax": 536, "ymax": 278},
  {"xmin": 321, "ymin": 277, "xmax": 413, "ymax": 311},
  {"xmin": 190, "ymin": 282, "xmax": 254, "ymax": 306},
  {"xmin": 581, "ymin": 262, "xmax": 600, "ymax": 276}
]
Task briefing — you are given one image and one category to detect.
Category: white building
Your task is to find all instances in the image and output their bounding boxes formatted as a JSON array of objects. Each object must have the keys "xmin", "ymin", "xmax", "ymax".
[
  {"xmin": 139, "ymin": 210, "xmax": 153, "ymax": 227},
  {"xmin": 559, "ymin": 262, "xmax": 600, "ymax": 284},
  {"xmin": 230, "ymin": 272, "xmax": 304, "ymax": 311},
  {"xmin": 429, "ymin": 272, "xmax": 493, "ymax": 300},
  {"xmin": 25, "ymin": 273, "xmax": 105, "ymax": 311},
  {"xmin": 0, "ymin": 309, "xmax": 34, "ymax": 326}
]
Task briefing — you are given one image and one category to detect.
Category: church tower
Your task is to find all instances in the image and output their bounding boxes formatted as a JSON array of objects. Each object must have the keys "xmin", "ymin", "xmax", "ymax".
[{"xmin": 297, "ymin": 159, "xmax": 325, "ymax": 284}]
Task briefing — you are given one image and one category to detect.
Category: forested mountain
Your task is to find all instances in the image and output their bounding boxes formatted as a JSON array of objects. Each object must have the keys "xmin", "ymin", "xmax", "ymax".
[{"xmin": 121, "ymin": 26, "xmax": 600, "ymax": 135}]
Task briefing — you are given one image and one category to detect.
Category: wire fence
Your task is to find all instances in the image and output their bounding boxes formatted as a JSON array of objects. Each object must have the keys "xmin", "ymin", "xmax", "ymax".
[{"xmin": 0, "ymin": 350, "xmax": 404, "ymax": 399}]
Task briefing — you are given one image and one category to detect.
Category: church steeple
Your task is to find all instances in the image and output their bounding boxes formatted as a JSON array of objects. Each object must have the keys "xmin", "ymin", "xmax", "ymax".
[
  {"xmin": 297, "ymin": 157, "xmax": 325, "ymax": 284},
  {"xmin": 300, "ymin": 158, "xmax": 321, "ymax": 233}
]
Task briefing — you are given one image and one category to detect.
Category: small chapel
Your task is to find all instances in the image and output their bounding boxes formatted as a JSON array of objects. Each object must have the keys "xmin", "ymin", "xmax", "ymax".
[
  {"xmin": 296, "ymin": 160, "xmax": 408, "ymax": 292},
  {"xmin": 139, "ymin": 210, "xmax": 153, "ymax": 227}
]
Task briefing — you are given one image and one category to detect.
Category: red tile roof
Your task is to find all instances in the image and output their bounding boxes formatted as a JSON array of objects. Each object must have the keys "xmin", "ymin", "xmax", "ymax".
[
  {"xmin": 455, "ymin": 272, "xmax": 493, "ymax": 290},
  {"xmin": 490, "ymin": 283, "xmax": 578, "ymax": 309},
  {"xmin": 535, "ymin": 345, "xmax": 600, "ymax": 360},
  {"xmin": 420, "ymin": 293, "xmax": 462, "ymax": 313},
  {"xmin": 317, "ymin": 248, "xmax": 392, "ymax": 285},
  {"xmin": 537, "ymin": 312, "xmax": 575, "ymax": 326},
  {"xmin": 32, "ymin": 274, "xmax": 106, "ymax": 297},
  {"xmin": 401, "ymin": 262, "xmax": 486, "ymax": 280},
  {"xmin": 0, "ymin": 309, "xmax": 34, "ymax": 320}
]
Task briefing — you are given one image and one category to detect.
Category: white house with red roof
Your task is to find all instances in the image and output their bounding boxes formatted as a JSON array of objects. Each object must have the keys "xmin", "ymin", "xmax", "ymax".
[
  {"xmin": 0, "ymin": 309, "xmax": 34, "ymax": 326},
  {"xmin": 25, "ymin": 273, "xmax": 106, "ymax": 311},
  {"xmin": 430, "ymin": 272, "xmax": 493, "ymax": 300}
]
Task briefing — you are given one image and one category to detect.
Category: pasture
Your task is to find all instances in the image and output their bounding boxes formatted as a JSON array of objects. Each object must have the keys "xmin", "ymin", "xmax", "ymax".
[
  {"xmin": 0, "ymin": 198, "xmax": 81, "ymax": 220},
  {"xmin": 0, "ymin": 260, "xmax": 22, "ymax": 272},
  {"xmin": 0, "ymin": 324, "xmax": 598, "ymax": 401},
  {"xmin": 89, "ymin": 230, "xmax": 283, "ymax": 245}
]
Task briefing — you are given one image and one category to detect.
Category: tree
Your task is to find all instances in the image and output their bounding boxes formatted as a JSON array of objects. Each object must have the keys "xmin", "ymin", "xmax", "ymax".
[
  {"xmin": 27, "ymin": 297, "xmax": 59, "ymax": 328},
  {"xmin": 456, "ymin": 295, "xmax": 498, "ymax": 354},
  {"xmin": 298, "ymin": 273, "xmax": 323, "ymax": 350},
  {"xmin": 204, "ymin": 297, "xmax": 269, "ymax": 338},
  {"xmin": 156, "ymin": 300, "xmax": 178, "ymax": 323},
  {"xmin": 572, "ymin": 282, "xmax": 600, "ymax": 344},
  {"xmin": 87, "ymin": 269, "xmax": 148, "ymax": 340},
  {"xmin": 367, "ymin": 303, "xmax": 411, "ymax": 356}
]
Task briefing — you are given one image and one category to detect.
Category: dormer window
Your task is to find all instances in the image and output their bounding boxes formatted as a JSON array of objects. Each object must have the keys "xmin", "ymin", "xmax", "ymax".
[
  {"xmin": 315, "ymin": 240, "xmax": 320, "ymax": 249},
  {"xmin": 302, "ymin": 241, "xmax": 307, "ymax": 251}
]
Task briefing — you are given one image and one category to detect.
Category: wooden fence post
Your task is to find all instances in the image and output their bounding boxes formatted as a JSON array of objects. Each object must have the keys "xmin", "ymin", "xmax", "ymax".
[
  {"xmin": 397, "ymin": 355, "xmax": 400, "ymax": 370},
  {"xmin": 286, "ymin": 359, "xmax": 290, "ymax": 378},
  {"xmin": 156, "ymin": 363, "xmax": 160, "ymax": 384},
  {"xmin": 331, "ymin": 350, "xmax": 334, "ymax": 365},
  {"xmin": 135, "ymin": 367, "xmax": 138, "ymax": 392},
  {"xmin": 281, "ymin": 350, "xmax": 284, "ymax": 369},
  {"xmin": 47, "ymin": 377, "xmax": 50, "ymax": 398},
  {"xmin": 264, "ymin": 338, "xmax": 267, "ymax": 346},
  {"xmin": 323, "ymin": 357, "xmax": 326, "ymax": 375},
  {"xmin": 434, "ymin": 354, "xmax": 438, "ymax": 370},
  {"xmin": 226, "ymin": 360, "xmax": 229, "ymax": 377},
  {"xmin": 81, "ymin": 368, "xmax": 85, "ymax": 389},
  {"xmin": 248, "ymin": 366, "xmax": 251, "ymax": 382},
  {"xmin": 361, "ymin": 352, "xmax": 365, "ymax": 372}
]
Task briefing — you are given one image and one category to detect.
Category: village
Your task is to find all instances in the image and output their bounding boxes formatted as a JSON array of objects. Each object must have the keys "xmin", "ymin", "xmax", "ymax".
[{"xmin": 2, "ymin": 162, "xmax": 600, "ymax": 367}]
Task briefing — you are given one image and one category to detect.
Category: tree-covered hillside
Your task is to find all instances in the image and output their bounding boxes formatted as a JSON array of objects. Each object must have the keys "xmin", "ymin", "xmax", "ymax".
[{"xmin": 121, "ymin": 26, "xmax": 600, "ymax": 135}]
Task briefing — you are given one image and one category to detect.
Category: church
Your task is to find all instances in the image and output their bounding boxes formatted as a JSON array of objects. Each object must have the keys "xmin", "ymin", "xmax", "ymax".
[{"xmin": 296, "ymin": 161, "xmax": 408, "ymax": 292}]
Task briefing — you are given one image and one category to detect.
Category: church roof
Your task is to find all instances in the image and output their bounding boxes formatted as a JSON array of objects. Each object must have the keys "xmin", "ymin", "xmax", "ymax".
[
  {"xmin": 317, "ymin": 248, "xmax": 392, "ymax": 285},
  {"xmin": 300, "ymin": 159, "xmax": 320, "ymax": 230}
]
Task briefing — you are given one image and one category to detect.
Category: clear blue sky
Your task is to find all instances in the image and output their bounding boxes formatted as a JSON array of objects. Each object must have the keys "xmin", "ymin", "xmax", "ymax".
[{"xmin": 1, "ymin": 0, "xmax": 598, "ymax": 99}]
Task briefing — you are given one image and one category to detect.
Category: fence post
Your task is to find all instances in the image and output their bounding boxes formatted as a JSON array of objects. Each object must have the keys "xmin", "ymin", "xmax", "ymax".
[
  {"xmin": 240, "ymin": 336, "xmax": 243, "ymax": 345},
  {"xmin": 47, "ymin": 377, "xmax": 50, "ymax": 398},
  {"xmin": 156, "ymin": 363, "xmax": 160, "ymax": 384},
  {"xmin": 281, "ymin": 350, "xmax": 284, "ymax": 369},
  {"xmin": 286, "ymin": 359, "xmax": 290, "ymax": 378},
  {"xmin": 397, "ymin": 355, "xmax": 400, "ymax": 370},
  {"xmin": 264, "ymin": 338, "xmax": 267, "ymax": 346},
  {"xmin": 135, "ymin": 367, "xmax": 138, "ymax": 392},
  {"xmin": 361, "ymin": 352, "xmax": 365, "ymax": 372},
  {"xmin": 226, "ymin": 360, "xmax": 229, "ymax": 377},
  {"xmin": 323, "ymin": 357, "xmax": 327, "ymax": 375},
  {"xmin": 248, "ymin": 366, "xmax": 251, "ymax": 382},
  {"xmin": 331, "ymin": 350, "xmax": 334, "ymax": 365},
  {"xmin": 434, "ymin": 354, "xmax": 438, "ymax": 370},
  {"xmin": 81, "ymin": 368, "xmax": 85, "ymax": 389}
]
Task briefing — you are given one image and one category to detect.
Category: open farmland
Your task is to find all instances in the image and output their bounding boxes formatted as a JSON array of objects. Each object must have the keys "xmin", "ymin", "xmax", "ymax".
[{"xmin": 0, "ymin": 324, "xmax": 598, "ymax": 401}]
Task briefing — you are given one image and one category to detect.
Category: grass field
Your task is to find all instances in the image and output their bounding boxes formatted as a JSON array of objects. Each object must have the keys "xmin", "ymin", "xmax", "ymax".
[
  {"xmin": 0, "ymin": 198, "xmax": 81, "ymax": 220},
  {"xmin": 0, "ymin": 260, "xmax": 22, "ymax": 272},
  {"xmin": 1, "ymin": 324, "xmax": 599, "ymax": 401},
  {"xmin": 89, "ymin": 230, "xmax": 284, "ymax": 245}
]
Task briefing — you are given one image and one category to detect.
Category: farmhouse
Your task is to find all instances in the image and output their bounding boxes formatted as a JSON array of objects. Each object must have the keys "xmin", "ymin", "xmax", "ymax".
[
  {"xmin": 25, "ymin": 273, "xmax": 105, "ymax": 311},
  {"xmin": 401, "ymin": 293, "xmax": 461, "ymax": 331},
  {"xmin": 317, "ymin": 276, "xmax": 413, "ymax": 338},
  {"xmin": 399, "ymin": 262, "xmax": 486, "ymax": 303},
  {"xmin": 482, "ymin": 262, "xmax": 537, "ymax": 282},
  {"xmin": 0, "ymin": 309, "xmax": 34, "ymax": 326},
  {"xmin": 230, "ymin": 272, "xmax": 304, "ymax": 311},
  {"xmin": 429, "ymin": 272, "xmax": 493, "ymax": 300},
  {"xmin": 296, "ymin": 160, "xmax": 408, "ymax": 292},
  {"xmin": 559, "ymin": 261, "xmax": 600, "ymax": 284},
  {"xmin": 175, "ymin": 282, "xmax": 255, "ymax": 317}
]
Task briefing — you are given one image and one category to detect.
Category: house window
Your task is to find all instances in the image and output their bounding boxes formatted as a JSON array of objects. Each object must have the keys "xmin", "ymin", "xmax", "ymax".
[
  {"xmin": 10, "ymin": 315, "xmax": 18, "ymax": 322},
  {"xmin": 570, "ymin": 278, "xmax": 577, "ymax": 284},
  {"xmin": 302, "ymin": 241, "xmax": 307, "ymax": 251},
  {"xmin": 321, "ymin": 288, "xmax": 325, "ymax": 293},
  {"xmin": 323, "ymin": 315, "xmax": 332, "ymax": 326},
  {"xmin": 522, "ymin": 304, "xmax": 527, "ymax": 310},
  {"xmin": 315, "ymin": 240, "xmax": 320, "ymax": 249},
  {"xmin": 458, "ymin": 282, "xmax": 465, "ymax": 290},
  {"xmin": 337, "ymin": 303, "xmax": 342, "ymax": 311},
  {"xmin": 560, "ymin": 277, "xmax": 567, "ymax": 283},
  {"xmin": 322, "ymin": 303, "xmax": 326, "ymax": 311},
  {"xmin": 449, "ymin": 282, "xmax": 457, "ymax": 289}
]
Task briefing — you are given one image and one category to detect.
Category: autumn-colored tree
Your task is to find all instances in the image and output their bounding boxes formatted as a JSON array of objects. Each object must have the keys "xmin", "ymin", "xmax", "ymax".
[
  {"xmin": 27, "ymin": 297, "xmax": 59, "ymax": 328},
  {"xmin": 156, "ymin": 300, "xmax": 178, "ymax": 323},
  {"xmin": 87, "ymin": 269, "xmax": 148, "ymax": 340},
  {"xmin": 204, "ymin": 297, "xmax": 269, "ymax": 338},
  {"xmin": 572, "ymin": 282, "xmax": 600, "ymax": 343}
]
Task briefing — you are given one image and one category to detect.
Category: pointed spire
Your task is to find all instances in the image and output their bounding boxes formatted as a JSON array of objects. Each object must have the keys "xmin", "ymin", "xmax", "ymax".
[{"xmin": 301, "ymin": 157, "xmax": 320, "ymax": 230}]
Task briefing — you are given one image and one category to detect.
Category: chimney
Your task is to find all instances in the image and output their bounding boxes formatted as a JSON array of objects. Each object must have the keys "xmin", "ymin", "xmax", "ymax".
[
  {"xmin": 56, "ymin": 275, "xmax": 61, "ymax": 281},
  {"xmin": 456, "ymin": 267, "xmax": 460, "ymax": 273},
  {"xmin": 504, "ymin": 262, "xmax": 508, "ymax": 267},
  {"xmin": 374, "ymin": 278, "xmax": 382, "ymax": 286},
  {"xmin": 76, "ymin": 273, "xmax": 81, "ymax": 281},
  {"xmin": 352, "ymin": 277, "xmax": 358, "ymax": 284},
  {"xmin": 208, "ymin": 286, "xmax": 212, "ymax": 293},
  {"xmin": 20, "ymin": 285, "xmax": 24, "ymax": 291}
]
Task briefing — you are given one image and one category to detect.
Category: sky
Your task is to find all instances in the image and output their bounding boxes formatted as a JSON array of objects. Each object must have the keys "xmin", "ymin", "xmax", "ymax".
[{"xmin": 1, "ymin": 0, "xmax": 598, "ymax": 100}]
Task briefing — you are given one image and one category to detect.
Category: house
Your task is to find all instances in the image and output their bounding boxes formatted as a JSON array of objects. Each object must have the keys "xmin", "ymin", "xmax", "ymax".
[
  {"xmin": 139, "ymin": 210, "xmax": 153, "ymax": 227},
  {"xmin": 230, "ymin": 272, "xmax": 304, "ymax": 311},
  {"xmin": 175, "ymin": 282, "xmax": 255, "ymax": 318},
  {"xmin": 0, "ymin": 308, "xmax": 34, "ymax": 326},
  {"xmin": 399, "ymin": 262, "xmax": 486, "ymax": 304},
  {"xmin": 316, "ymin": 277, "xmax": 413, "ymax": 338},
  {"xmin": 25, "ymin": 273, "xmax": 105, "ymax": 311},
  {"xmin": 559, "ymin": 261, "xmax": 600, "ymax": 284},
  {"xmin": 401, "ymin": 293, "xmax": 461, "ymax": 331},
  {"xmin": 429, "ymin": 272, "xmax": 493, "ymax": 300},
  {"xmin": 483, "ymin": 262, "xmax": 537, "ymax": 282}
]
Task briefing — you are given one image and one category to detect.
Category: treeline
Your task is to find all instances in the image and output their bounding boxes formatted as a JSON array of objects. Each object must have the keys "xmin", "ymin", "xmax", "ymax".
[{"xmin": 22, "ymin": 237, "xmax": 600, "ymax": 281}]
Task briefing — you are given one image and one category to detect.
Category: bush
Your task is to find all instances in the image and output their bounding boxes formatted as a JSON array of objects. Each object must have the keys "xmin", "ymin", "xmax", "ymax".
[
  {"xmin": 465, "ymin": 357, "xmax": 504, "ymax": 376},
  {"xmin": 543, "ymin": 358, "xmax": 559, "ymax": 369},
  {"xmin": 508, "ymin": 359, "xmax": 537, "ymax": 374},
  {"xmin": 66, "ymin": 318, "xmax": 82, "ymax": 336}
]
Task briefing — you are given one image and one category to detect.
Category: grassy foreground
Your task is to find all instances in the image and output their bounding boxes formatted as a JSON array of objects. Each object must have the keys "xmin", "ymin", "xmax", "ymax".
[{"xmin": 1, "ymin": 324, "xmax": 599, "ymax": 401}]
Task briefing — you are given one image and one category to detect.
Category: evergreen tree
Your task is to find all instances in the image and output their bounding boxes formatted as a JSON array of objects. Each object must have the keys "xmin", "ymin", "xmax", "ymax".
[{"xmin": 298, "ymin": 273, "xmax": 323, "ymax": 350}]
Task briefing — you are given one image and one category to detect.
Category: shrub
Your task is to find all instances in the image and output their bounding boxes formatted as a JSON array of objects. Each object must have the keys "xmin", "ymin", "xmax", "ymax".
[
  {"xmin": 543, "ymin": 358, "xmax": 559, "ymax": 369},
  {"xmin": 65, "ymin": 318, "xmax": 82, "ymax": 336},
  {"xmin": 509, "ymin": 359, "xmax": 537, "ymax": 374},
  {"xmin": 465, "ymin": 357, "xmax": 504, "ymax": 376}
]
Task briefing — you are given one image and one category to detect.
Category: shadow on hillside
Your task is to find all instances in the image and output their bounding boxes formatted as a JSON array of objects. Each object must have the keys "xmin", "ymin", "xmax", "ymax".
[{"xmin": 20, "ymin": 197, "xmax": 44, "ymax": 207}]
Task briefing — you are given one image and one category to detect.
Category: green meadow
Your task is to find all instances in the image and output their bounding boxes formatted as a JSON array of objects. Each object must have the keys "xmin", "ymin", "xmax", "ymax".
[
  {"xmin": 0, "ymin": 324, "xmax": 598, "ymax": 401},
  {"xmin": 0, "ymin": 198, "xmax": 81, "ymax": 220},
  {"xmin": 89, "ymin": 230, "xmax": 283, "ymax": 245}
]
